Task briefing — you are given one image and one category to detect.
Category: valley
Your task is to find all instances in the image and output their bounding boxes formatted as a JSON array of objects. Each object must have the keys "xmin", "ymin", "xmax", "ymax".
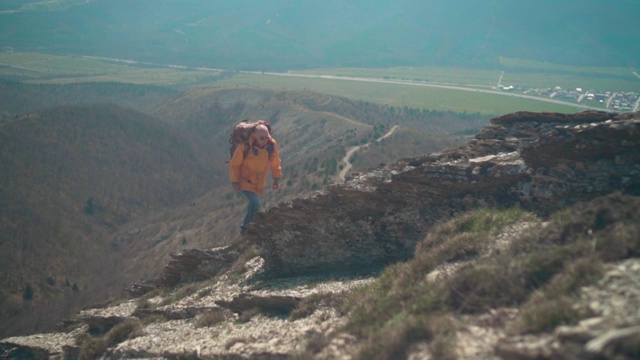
[
  {"xmin": 0, "ymin": 83, "xmax": 487, "ymax": 338},
  {"xmin": 1, "ymin": 51, "xmax": 635, "ymax": 339},
  {"xmin": 0, "ymin": 1, "xmax": 638, "ymax": 356},
  {"xmin": 3, "ymin": 51, "xmax": 639, "ymax": 116}
]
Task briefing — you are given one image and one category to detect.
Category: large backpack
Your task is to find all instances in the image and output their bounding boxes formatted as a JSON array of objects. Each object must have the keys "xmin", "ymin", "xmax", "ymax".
[{"xmin": 228, "ymin": 119, "xmax": 272, "ymax": 161}]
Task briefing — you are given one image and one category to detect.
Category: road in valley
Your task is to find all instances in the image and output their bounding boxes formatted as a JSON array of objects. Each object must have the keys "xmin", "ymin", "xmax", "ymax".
[
  {"xmin": 246, "ymin": 71, "xmax": 602, "ymax": 111},
  {"xmin": 338, "ymin": 125, "xmax": 399, "ymax": 181},
  {"xmin": 76, "ymin": 56, "xmax": 604, "ymax": 111}
]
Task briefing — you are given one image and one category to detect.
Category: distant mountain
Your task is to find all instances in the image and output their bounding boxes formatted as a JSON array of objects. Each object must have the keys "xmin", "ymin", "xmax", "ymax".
[
  {"xmin": 0, "ymin": 80, "xmax": 177, "ymax": 121},
  {"xmin": 0, "ymin": 0, "xmax": 637, "ymax": 70}
]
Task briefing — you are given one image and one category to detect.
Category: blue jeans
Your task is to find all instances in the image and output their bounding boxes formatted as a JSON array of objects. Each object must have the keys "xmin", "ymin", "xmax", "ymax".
[{"xmin": 241, "ymin": 190, "xmax": 261, "ymax": 231}]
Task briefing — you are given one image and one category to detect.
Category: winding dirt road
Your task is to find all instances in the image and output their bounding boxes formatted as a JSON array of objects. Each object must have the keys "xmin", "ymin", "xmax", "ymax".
[{"xmin": 338, "ymin": 125, "xmax": 399, "ymax": 181}]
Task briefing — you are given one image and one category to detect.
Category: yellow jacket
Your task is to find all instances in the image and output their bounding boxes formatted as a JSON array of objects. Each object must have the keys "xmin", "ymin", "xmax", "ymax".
[{"xmin": 229, "ymin": 134, "xmax": 282, "ymax": 196}]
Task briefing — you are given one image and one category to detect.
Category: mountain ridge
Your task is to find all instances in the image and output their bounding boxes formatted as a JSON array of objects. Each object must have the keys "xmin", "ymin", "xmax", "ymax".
[
  {"xmin": 1, "ymin": 0, "xmax": 637, "ymax": 70},
  {"xmin": 2, "ymin": 109, "xmax": 637, "ymax": 359}
]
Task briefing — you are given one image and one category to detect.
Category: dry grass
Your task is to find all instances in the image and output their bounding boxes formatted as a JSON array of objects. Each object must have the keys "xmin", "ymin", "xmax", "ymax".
[
  {"xmin": 614, "ymin": 333, "xmax": 640, "ymax": 358},
  {"xmin": 157, "ymin": 281, "xmax": 212, "ymax": 307},
  {"xmin": 338, "ymin": 207, "xmax": 535, "ymax": 358},
  {"xmin": 238, "ymin": 308, "xmax": 262, "ymax": 323},
  {"xmin": 511, "ymin": 255, "xmax": 605, "ymax": 334},
  {"xmin": 336, "ymin": 194, "xmax": 640, "ymax": 358},
  {"xmin": 76, "ymin": 319, "xmax": 143, "ymax": 360},
  {"xmin": 195, "ymin": 310, "xmax": 233, "ymax": 328},
  {"xmin": 228, "ymin": 244, "xmax": 261, "ymax": 277},
  {"xmin": 289, "ymin": 292, "xmax": 347, "ymax": 321}
]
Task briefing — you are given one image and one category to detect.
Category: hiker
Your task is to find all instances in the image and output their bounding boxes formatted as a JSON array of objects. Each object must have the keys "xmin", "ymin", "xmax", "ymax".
[{"xmin": 229, "ymin": 124, "xmax": 282, "ymax": 234}]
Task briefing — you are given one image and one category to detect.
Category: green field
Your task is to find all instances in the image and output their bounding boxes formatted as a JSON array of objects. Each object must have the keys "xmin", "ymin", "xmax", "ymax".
[
  {"xmin": 293, "ymin": 60, "xmax": 640, "ymax": 93},
  {"xmin": 499, "ymin": 57, "xmax": 634, "ymax": 76},
  {"xmin": 0, "ymin": 52, "xmax": 222, "ymax": 86},
  {"xmin": 213, "ymin": 73, "xmax": 586, "ymax": 114},
  {"xmin": 291, "ymin": 66, "xmax": 503, "ymax": 88},
  {"xmin": 2, "ymin": 51, "xmax": 634, "ymax": 114}
]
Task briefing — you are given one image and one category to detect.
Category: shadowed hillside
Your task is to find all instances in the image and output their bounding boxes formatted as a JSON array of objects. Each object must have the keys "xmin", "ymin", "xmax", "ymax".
[{"xmin": 0, "ymin": 103, "xmax": 213, "ymax": 337}]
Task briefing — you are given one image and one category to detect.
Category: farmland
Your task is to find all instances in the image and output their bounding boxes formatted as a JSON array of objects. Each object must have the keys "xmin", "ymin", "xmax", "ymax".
[
  {"xmin": 1, "ymin": 51, "xmax": 637, "ymax": 115},
  {"xmin": 213, "ymin": 73, "xmax": 580, "ymax": 114}
]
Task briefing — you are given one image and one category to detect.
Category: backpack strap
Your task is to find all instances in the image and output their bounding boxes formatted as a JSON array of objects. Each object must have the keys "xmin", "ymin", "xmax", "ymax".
[
  {"xmin": 243, "ymin": 140, "xmax": 275, "ymax": 159},
  {"xmin": 242, "ymin": 141, "xmax": 251, "ymax": 159}
]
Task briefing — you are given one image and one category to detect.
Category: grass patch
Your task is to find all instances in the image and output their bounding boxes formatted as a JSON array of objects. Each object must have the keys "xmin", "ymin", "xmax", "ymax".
[
  {"xmin": 341, "ymin": 207, "xmax": 536, "ymax": 357},
  {"xmin": 157, "ymin": 281, "xmax": 209, "ymax": 307},
  {"xmin": 295, "ymin": 330, "xmax": 332, "ymax": 358},
  {"xmin": 196, "ymin": 288, "xmax": 212, "ymax": 299},
  {"xmin": 512, "ymin": 256, "xmax": 605, "ymax": 334},
  {"xmin": 512, "ymin": 193, "xmax": 640, "ymax": 261},
  {"xmin": 289, "ymin": 292, "xmax": 347, "ymax": 321},
  {"xmin": 612, "ymin": 332, "xmax": 640, "ymax": 359},
  {"xmin": 443, "ymin": 194, "xmax": 640, "ymax": 320},
  {"xmin": 135, "ymin": 298, "xmax": 155, "ymax": 311},
  {"xmin": 355, "ymin": 313, "xmax": 432, "ymax": 360},
  {"xmin": 228, "ymin": 247, "xmax": 261, "ymax": 276},
  {"xmin": 76, "ymin": 319, "xmax": 143, "ymax": 360},
  {"xmin": 416, "ymin": 206, "xmax": 537, "ymax": 263},
  {"xmin": 238, "ymin": 307, "xmax": 263, "ymax": 323},
  {"xmin": 340, "ymin": 194, "xmax": 640, "ymax": 357},
  {"xmin": 443, "ymin": 245, "xmax": 595, "ymax": 314},
  {"xmin": 355, "ymin": 313, "xmax": 457, "ymax": 360},
  {"xmin": 517, "ymin": 296, "xmax": 580, "ymax": 333},
  {"xmin": 140, "ymin": 314, "xmax": 168, "ymax": 325},
  {"xmin": 444, "ymin": 258, "xmax": 526, "ymax": 313},
  {"xmin": 195, "ymin": 310, "xmax": 233, "ymax": 328}
]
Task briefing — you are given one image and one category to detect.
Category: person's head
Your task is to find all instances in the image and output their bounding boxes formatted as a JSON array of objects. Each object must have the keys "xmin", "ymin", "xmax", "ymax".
[{"xmin": 255, "ymin": 124, "xmax": 270, "ymax": 146}]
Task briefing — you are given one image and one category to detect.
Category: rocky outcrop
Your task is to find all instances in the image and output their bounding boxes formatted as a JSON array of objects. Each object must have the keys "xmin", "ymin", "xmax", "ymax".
[
  {"xmin": 127, "ymin": 246, "xmax": 241, "ymax": 296},
  {"xmin": 249, "ymin": 111, "xmax": 640, "ymax": 276}
]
